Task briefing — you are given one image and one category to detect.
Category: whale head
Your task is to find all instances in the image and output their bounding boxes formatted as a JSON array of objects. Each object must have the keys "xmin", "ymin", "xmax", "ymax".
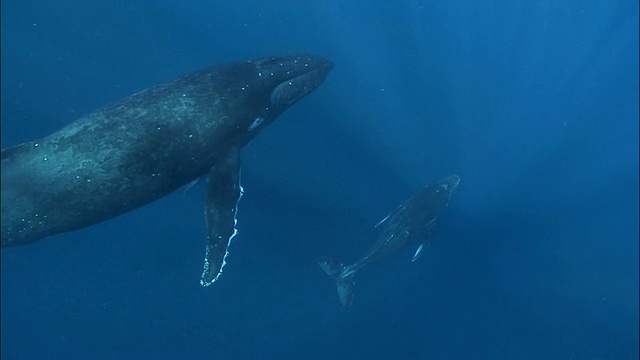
[
  {"xmin": 215, "ymin": 54, "xmax": 332, "ymax": 137},
  {"xmin": 207, "ymin": 54, "xmax": 332, "ymax": 142},
  {"xmin": 425, "ymin": 175, "xmax": 461, "ymax": 208},
  {"xmin": 252, "ymin": 54, "xmax": 333, "ymax": 116}
]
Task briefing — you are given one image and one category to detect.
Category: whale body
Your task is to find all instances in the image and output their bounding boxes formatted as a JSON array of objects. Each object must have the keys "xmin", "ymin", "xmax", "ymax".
[
  {"xmin": 1, "ymin": 54, "xmax": 333, "ymax": 285},
  {"xmin": 318, "ymin": 175, "xmax": 460, "ymax": 306}
]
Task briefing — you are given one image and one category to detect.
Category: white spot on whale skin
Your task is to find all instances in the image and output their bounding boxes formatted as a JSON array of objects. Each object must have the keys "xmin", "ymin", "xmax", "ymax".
[{"xmin": 247, "ymin": 117, "xmax": 264, "ymax": 132}]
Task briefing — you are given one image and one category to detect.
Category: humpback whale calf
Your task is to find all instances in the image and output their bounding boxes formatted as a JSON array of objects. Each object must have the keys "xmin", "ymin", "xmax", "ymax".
[
  {"xmin": 317, "ymin": 175, "xmax": 460, "ymax": 306},
  {"xmin": 1, "ymin": 54, "xmax": 333, "ymax": 286}
]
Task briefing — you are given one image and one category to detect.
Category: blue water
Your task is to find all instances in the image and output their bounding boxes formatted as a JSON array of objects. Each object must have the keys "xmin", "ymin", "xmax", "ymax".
[{"xmin": 1, "ymin": 1, "xmax": 638, "ymax": 359}]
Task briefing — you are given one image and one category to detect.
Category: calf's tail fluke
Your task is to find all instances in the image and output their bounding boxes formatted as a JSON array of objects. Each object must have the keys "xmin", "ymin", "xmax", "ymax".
[{"xmin": 317, "ymin": 256, "xmax": 356, "ymax": 306}]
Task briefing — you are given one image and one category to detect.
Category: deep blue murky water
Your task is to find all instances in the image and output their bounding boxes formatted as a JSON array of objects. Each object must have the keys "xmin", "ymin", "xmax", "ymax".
[{"xmin": 2, "ymin": 1, "xmax": 638, "ymax": 359}]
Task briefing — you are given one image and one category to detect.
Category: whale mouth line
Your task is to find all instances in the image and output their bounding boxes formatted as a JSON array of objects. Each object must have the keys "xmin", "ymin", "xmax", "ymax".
[
  {"xmin": 271, "ymin": 66, "xmax": 330, "ymax": 105},
  {"xmin": 269, "ymin": 58, "xmax": 333, "ymax": 111}
]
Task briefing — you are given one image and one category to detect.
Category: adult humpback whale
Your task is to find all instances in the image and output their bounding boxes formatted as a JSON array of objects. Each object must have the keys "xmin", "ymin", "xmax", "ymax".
[
  {"xmin": 317, "ymin": 175, "xmax": 460, "ymax": 306},
  {"xmin": 1, "ymin": 54, "xmax": 333, "ymax": 286}
]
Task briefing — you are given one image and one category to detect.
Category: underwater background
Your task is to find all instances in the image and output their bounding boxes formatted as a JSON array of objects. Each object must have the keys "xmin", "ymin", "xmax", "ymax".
[{"xmin": 1, "ymin": 1, "xmax": 638, "ymax": 359}]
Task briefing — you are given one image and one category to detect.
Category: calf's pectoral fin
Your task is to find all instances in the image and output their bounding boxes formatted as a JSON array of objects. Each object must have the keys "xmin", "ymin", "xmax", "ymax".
[
  {"xmin": 411, "ymin": 243, "xmax": 425, "ymax": 262},
  {"xmin": 200, "ymin": 146, "xmax": 243, "ymax": 286}
]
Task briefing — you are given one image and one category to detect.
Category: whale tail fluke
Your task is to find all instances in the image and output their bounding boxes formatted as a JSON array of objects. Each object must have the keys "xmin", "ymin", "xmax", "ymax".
[{"xmin": 317, "ymin": 256, "xmax": 356, "ymax": 306}]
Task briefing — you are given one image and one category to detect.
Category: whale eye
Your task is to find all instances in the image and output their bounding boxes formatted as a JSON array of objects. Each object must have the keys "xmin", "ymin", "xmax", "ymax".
[{"xmin": 247, "ymin": 117, "xmax": 264, "ymax": 131}]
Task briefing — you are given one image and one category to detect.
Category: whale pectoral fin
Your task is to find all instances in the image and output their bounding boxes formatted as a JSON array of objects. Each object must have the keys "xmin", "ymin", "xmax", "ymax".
[
  {"xmin": 200, "ymin": 146, "xmax": 243, "ymax": 286},
  {"xmin": 411, "ymin": 221, "xmax": 438, "ymax": 262},
  {"xmin": 411, "ymin": 243, "xmax": 426, "ymax": 262},
  {"xmin": 374, "ymin": 213, "xmax": 391, "ymax": 228}
]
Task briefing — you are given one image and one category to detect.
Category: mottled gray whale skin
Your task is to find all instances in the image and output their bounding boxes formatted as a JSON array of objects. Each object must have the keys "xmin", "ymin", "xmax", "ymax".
[
  {"xmin": 1, "ymin": 54, "xmax": 332, "ymax": 283},
  {"xmin": 317, "ymin": 175, "xmax": 460, "ymax": 306}
]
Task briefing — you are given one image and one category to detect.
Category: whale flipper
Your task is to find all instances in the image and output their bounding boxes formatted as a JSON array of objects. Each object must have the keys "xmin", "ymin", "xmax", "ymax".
[
  {"xmin": 411, "ymin": 243, "xmax": 425, "ymax": 262},
  {"xmin": 201, "ymin": 147, "xmax": 242, "ymax": 286}
]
